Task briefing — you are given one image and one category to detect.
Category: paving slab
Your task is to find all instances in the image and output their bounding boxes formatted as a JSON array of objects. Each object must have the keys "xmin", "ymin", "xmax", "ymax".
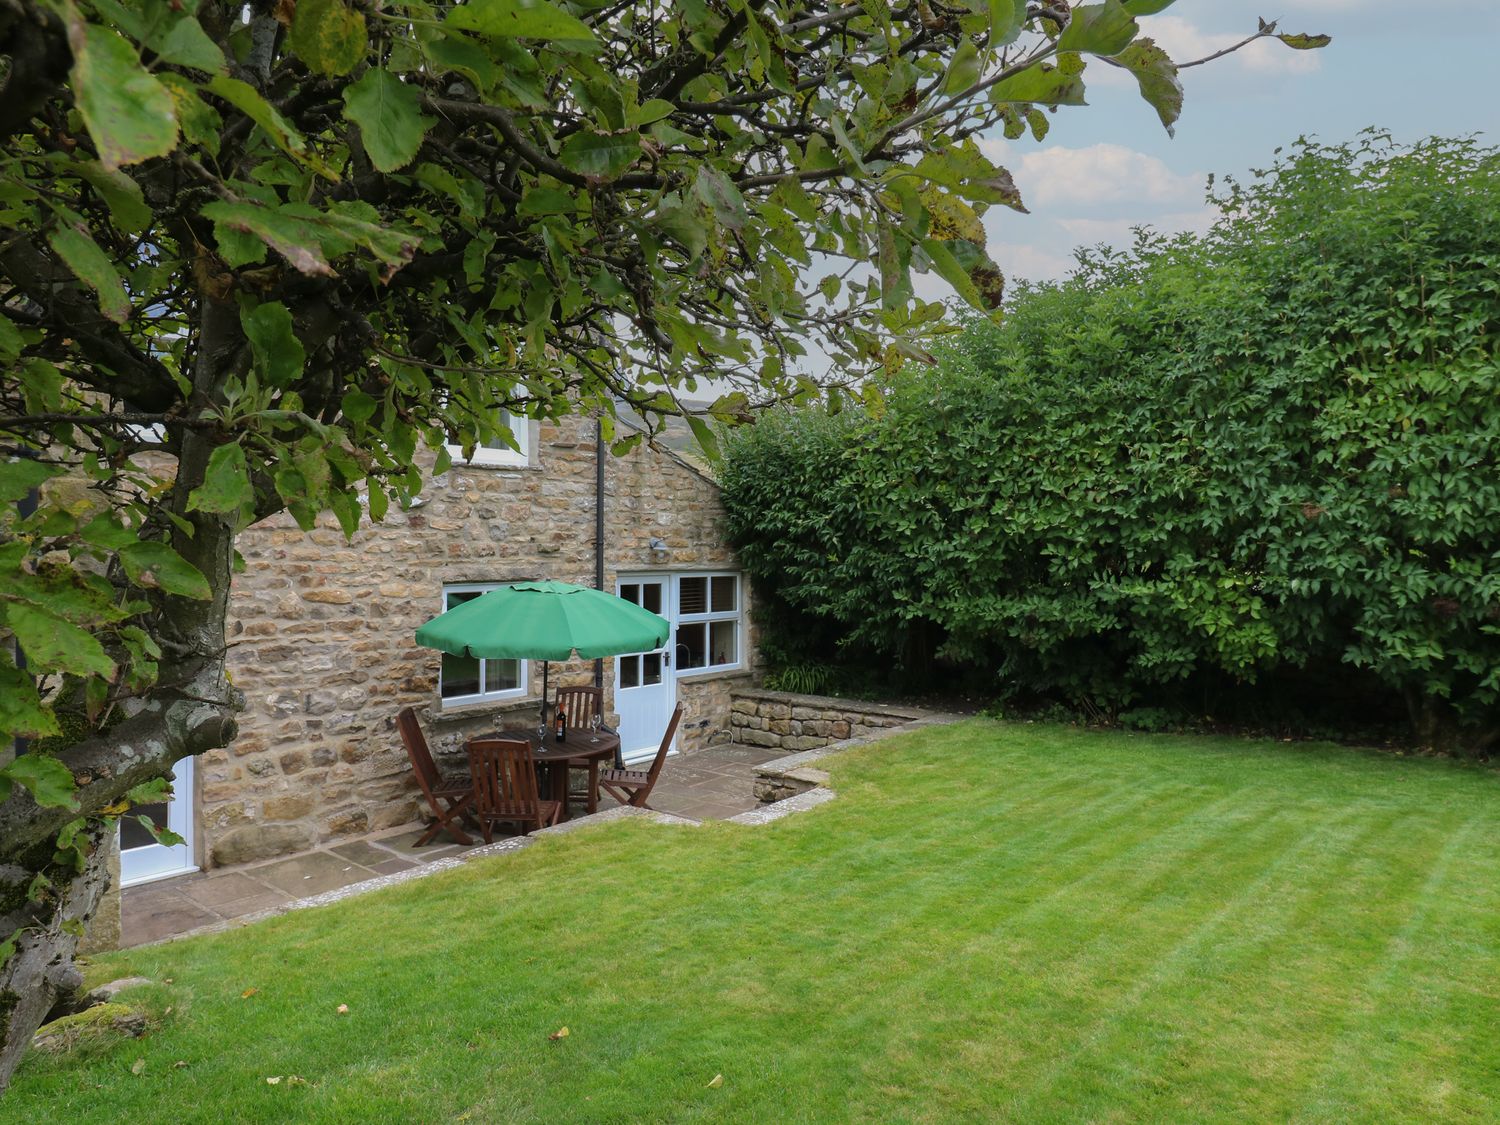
[
  {"xmin": 213, "ymin": 891, "xmax": 293, "ymax": 919},
  {"xmin": 173, "ymin": 871, "xmax": 270, "ymax": 910},
  {"xmin": 252, "ymin": 851, "xmax": 378, "ymax": 897},
  {"xmin": 330, "ymin": 839, "xmax": 407, "ymax": 867}
]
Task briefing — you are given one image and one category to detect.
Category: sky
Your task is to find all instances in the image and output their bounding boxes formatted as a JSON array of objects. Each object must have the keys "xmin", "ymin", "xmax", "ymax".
[{"xmin": 955, "ymin": 0, "xmax": 1500, "ymax": 289}]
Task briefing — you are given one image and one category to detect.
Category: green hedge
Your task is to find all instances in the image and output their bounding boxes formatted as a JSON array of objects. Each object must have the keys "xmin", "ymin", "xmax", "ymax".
[{"xmin": 721, "ymin": 134, "xmax": 1500, "ymax": 749}]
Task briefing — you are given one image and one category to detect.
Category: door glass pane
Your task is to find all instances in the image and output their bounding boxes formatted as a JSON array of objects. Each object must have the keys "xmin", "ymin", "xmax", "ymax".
[
  {"xmin": 642, "ymin": 582, "xmax": 662, "ymax": 615},
  {"xmin": 121, "ymin": 804, "xmax": 168, "ymax": 850},
  {"xmin": 643, "ymin": 652, "xmax": 663, "ymax": 685},
  {"xmin": 711, "ymin": 576, "xmax": 737, "ymax": 612},
  {"xmin": 710, "ymin": 620, "xmax": 738, "ymax": 667},
  {"xmin": 621, "ymin": 583, "xmax": 639, "ymax": 606},
  {"xmin": 678, "ymin": 577, "xmax": 707, "ymax": 615},
  {"xmin": 442, "ymin": 652, "xmax": 481, "ymax": 698},
  {"xmin": 677, "ymin": 622, "xmax": 706, "ymax": 669},
  {"xmin": 620, "ymin": 655, "xmax": 640, "ymax": 688}
]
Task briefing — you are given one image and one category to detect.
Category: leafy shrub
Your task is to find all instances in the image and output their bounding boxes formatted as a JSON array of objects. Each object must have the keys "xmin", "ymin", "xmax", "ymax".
[{"xmin": 722, "ymin": 133, "xmax": 1500, "ymax": 751}]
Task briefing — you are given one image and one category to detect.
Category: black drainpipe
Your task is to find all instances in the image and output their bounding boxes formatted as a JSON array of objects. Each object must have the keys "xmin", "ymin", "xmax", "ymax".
[{"xmin": 593, "ymin": 415, "xmax": 605, "ymax": 689}]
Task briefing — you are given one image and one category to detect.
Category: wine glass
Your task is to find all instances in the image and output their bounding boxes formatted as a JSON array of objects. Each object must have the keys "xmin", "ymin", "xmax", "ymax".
[{"xmin": 590, "ymin": 713, "xmax": 603, "ymax": 743}]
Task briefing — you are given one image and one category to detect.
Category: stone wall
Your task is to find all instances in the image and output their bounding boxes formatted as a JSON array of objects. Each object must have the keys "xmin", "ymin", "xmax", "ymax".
[
  {"xmin": 201, "ymin": 416, "xmax": 757, "ymax": 868},
  {"xmin": 729, "ymin": 689, "xmax": 927, "ymax": 754}
]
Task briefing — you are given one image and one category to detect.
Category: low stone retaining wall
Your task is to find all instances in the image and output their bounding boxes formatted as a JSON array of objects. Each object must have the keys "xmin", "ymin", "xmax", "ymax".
[
  {"xmin": 750, "ymin": 708, "xmax": 965, "ymax": 802},
  {"xmin": 729, "ymin": 688, "xmax": 930, "ymax": 755}
]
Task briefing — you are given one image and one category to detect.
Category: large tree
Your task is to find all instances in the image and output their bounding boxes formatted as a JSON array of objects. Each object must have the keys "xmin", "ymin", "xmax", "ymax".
[{"xmin": 0, "ymin": 0, "xmax": 1324, "ymax": 1086}]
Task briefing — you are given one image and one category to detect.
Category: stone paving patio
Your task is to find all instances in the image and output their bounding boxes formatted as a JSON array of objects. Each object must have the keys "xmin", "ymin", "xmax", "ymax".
[{"xmin": 120, "ymin": 742, "xmax": 784, "ymax": 948}]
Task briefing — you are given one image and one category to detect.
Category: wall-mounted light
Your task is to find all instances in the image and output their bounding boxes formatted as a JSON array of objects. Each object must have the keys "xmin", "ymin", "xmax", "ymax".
[{"xmin": 648, "ymin": 537, "xmax": 668, "ymax": 553}]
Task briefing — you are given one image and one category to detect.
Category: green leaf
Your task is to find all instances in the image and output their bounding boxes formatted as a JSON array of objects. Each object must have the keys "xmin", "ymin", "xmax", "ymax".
[
  {"xmin": 160, "ymin": 73, "xmax": 222, "ymax": 156},
  {"xmin": 685, "ymin": 414, "xmax": 721, "ymax": 462},
  {"xmin": 207, "ymin": 77, "xmax": 332, "ymax": 177},
  {"xmin": 1277, "ymin": 32, "xmax": 1332, "ymax": 51},
  {"xmin": 630, "ymin": 98, "xmax": 676, "ymax": 127},
  {"xmin": 517, "ymin": 187, "xmax": 583, "ymax": 216},
  {"xmin": 3, "ymin": 603, "xmax": 116, "ymax": 679},
  {"xmin": 118, "ymin": 542, "xmax": 212, "ymax": 600},
  {"xmin": 1057, "ymin": 0, "xmax": 1139, "ymax": 57},
  {"xmin": 1116, "ymin": 37, "xmax": 1182, "ymax": 136},
  {"xmin": 79, "ymin": 511, "xmax": 139, "ymax": 549},
  {"xmin": 693, "ymin": 167, "xmax": 748, "ymax": 232},
  {"xmin": 241, "ymin": 301, "xmax": 305, "ymax": 388},
  {"xmin": 73, "ymin": 162, "xmax": 152, "ymax": 233},
  {"xmin": 422, "ymin": 35, "xmax": 500, "ymax": 92},
  {"xmin": 655, "ymin": 199, "xmax": 708, "ymax": 261},
  {"xmin": 989, "ymin": 61, "xmax": 1088, "ymax": 107},
  {"xmin": 446, "ymin": 0, "xmax": 598, "ymax": 45},
  {"xmin": 989, "ymin": 0, "xmax": 1026, "ymax": 47},
  {"xmin": 944, "ymin": 39, "xmax": 981, "ymax": 96},
  {"xmin": 0, "ymin": 457, "xmax": 65, "ymax": 503},
  {"xmin": 289, "ymin": 0, "xmax": 368, "ymax": 77},
  {"xmin": 341, "ymin": 389, "xmax": 378, "ymax": 427},
  {"xmin": 66, "ymin": 21, "xmax": 179, "ymax": 171},
  {"xmin": 0, "ymin": 659, "xmax": 61, "ymax": 741},
  {"xmin": 557, "ymin": 130, "xmax": 643, "ymax": 180},
  {"xmin": 200, "ymin": 201, "xmax": 333, "ymax": 277},
  {"xmin": 47, "ymin": 222, "xmax": 130, "ymax": 324},
  {"xmin": 343, "ymin": 69, "xmax": 433, "ymax": 173},
  {"xmin": 2, "ymin": 754, "xmax": 78, "ymax": 810},
  {"xmin": 187, "ymin": 443, "xmax": 253, "ymax": 515},
  {"xmin": 921, "ymin": 237, "xmax": 986, "ymax": 310},
  {"xmin": 155, "ymin": 16, "xmax": 227, "ymax": 74}
]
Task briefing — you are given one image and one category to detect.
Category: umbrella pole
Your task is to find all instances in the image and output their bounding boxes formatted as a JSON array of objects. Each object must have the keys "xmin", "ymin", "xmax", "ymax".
[{"xmin": 541, "ymin": 660, "xmax": 550, "ymax": 728}]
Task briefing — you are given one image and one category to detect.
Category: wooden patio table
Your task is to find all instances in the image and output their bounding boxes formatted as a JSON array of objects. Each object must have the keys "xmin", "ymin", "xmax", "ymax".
[{"xmin": 484, "ymin": 727, "xmax": 620, "ymax": 818}]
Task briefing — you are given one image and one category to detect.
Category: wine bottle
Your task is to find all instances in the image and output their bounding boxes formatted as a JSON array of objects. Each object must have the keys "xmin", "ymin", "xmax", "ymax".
[{"xmin": 556, "ymin": 705, "xmax": 566, "ymax": 742}]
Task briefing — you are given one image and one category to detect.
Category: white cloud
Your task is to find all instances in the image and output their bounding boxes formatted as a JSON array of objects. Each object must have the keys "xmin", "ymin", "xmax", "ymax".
[
  {"xmin": 1142, "ymin": 15, "xmax": 1322, "ymax": 75},
  {"xmin": 1012, "ymin": 144, "xmax": 1203, "ymax": 207},
  {"xmin": 1055, "ymin": 205, "xmax": 1217, "ymax": 245}
]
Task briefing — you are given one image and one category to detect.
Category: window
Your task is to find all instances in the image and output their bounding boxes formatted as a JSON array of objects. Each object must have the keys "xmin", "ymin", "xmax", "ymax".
[
  {"xmin": 438, "ymin": 584, "xmax": 526, "ymax": 706},
  {"xmin": 445, "ymin": 410, "xmax": 530, "ymax": 468},
  {"xmin": 674, "ymin": 574, "xmax": 741, "ymax": 674}
]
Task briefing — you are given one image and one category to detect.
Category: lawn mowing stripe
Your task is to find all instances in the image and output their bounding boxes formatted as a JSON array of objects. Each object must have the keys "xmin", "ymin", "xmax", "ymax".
[
  {"xmin": 991, "ymin": 803, "xmax": 1380, "ymax": 1119},
  {"xmin": 1292, "ymin": 814, "xmax": 1491, "ymax": 1121}
]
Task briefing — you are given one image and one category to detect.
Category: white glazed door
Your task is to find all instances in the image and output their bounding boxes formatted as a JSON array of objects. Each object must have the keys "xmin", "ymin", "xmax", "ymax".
[
  {"xmin": 614, "ymin": 577, "xmax": 676, "ymax": 763},
  {"xmin": 119, "ymin": 756, "xmax": 196, "ymax": 887}
]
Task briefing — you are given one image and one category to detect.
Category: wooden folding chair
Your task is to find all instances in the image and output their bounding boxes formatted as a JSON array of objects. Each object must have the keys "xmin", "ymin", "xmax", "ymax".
[
  {"xmin": 396, "ymin": 706, "xmax": 475, "ymax": 846},
  {"xmin": 597, "ymin": 703, "xmax": 684, "ymax": 810},
  {"xmin": 467, "ymin": 738, "xmax": 562, "ymax": 841}
]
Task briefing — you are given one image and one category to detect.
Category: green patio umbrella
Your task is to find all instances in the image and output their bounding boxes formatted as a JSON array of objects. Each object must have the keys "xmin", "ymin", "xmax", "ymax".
[{"xmin": 415, "ymin": 579, "xmax": 669, "ymax": 724}]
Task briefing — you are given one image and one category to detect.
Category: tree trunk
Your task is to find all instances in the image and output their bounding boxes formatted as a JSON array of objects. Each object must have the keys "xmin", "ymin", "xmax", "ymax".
[
  {"xmin": 0, "ymin": 823, "xmax": 113, "ymax": 1085},
  {"xmin": 0, "ymin": 301, "xmax": 245, "ymax": 1092}
]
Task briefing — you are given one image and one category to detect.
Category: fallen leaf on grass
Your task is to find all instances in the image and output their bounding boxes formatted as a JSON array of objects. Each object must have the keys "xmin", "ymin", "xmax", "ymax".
[
  {"xmin": 287, "ymin": 1075, "xmax": 308, "ymax": 1086},
  {"xmin": 163, "ymin": 1006, "xmax": 173, "ymax": 1016},
  {"xmin": 163, "ymin": 978, "xmax": 174, "ymax": 985},
  {"xmin": 266, "ymin": 1076, "xmax": 282, "ymax": 1085},
  {"xmin": 173, "ymin": 1060, "xmax": 189, "ymax": 1069},
  {"xmin": 548, "ymin": 1026, "xmax": 569, "ymax": 1041},
  {"xmin": 337, "ymin": 1004, "xmax": 349, "ymax": 1015},
  {"xmin": 707, "ymin": 1074, "xmax": 723, "ymax": 1088},
  {"xmin": 241, "ymin": 987, "xmax": 258, "ymax": 999},
  {"xmin": 131, "ymin": 1058, "xmax": 145, "ymax": 1075}
]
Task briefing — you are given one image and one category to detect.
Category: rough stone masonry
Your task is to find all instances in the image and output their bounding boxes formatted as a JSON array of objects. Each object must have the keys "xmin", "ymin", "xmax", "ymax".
[{"xmin": 197, "ymin": 415, "xmax": 758, "ymax": 868}]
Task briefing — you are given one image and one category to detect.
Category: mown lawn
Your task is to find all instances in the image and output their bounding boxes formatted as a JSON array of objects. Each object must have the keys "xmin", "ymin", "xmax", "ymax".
[{"xmin": 7, "ymin": 721, "xmax": 1499, "ymax": 1122}]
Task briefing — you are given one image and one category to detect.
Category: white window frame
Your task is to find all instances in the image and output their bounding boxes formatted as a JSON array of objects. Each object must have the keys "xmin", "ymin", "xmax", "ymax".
[
  {"xmin": 445, "ymin": 411, "xmax": 530, "ymax": 468},
  {"xmin": 438, "ymin": 583, "xmax": 528, "ymax": 707},
  {"xmin": 672, "ymin": 572, "xmax": 743, "ymax": 678}
]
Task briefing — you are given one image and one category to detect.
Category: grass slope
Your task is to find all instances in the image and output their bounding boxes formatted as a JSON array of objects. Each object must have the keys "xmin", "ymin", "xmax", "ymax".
[{"xmin": 7, "ymin": 721, "xmax": 1498, "ymax": 1122}]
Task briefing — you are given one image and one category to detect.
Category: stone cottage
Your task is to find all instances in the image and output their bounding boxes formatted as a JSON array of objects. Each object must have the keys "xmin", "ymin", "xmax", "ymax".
[{"xmin": 119, "ymin": 413, "xmax": 758, "ymax": 884}]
